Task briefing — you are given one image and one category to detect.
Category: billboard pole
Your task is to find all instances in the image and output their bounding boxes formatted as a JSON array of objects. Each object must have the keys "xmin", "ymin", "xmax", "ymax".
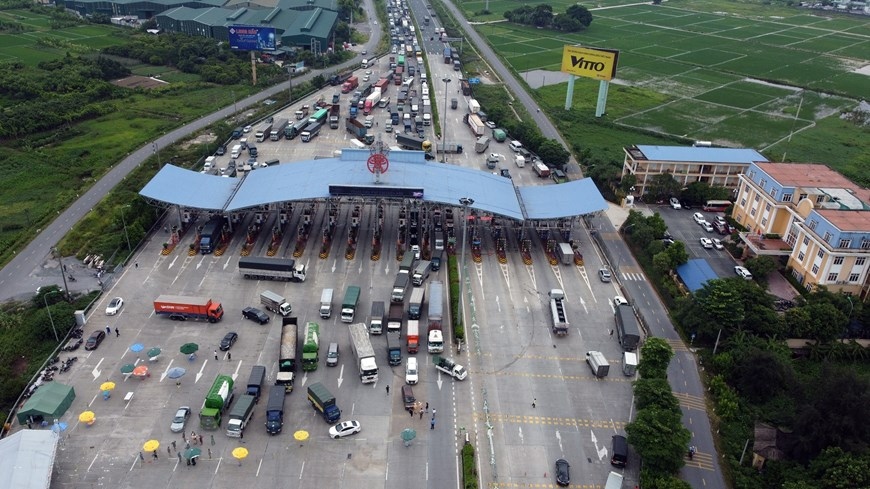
[
  {"xmin": 595, "ymin": 80, "xmax": 609, "ymax": 118},
  {"xmin": 560, "ymin": 45, "xmax": 619, "ymax": 118},
  {"xmin": 564, "ymin": 75, "xmax": 576, "ymax": 111},
  {"xmin": 251, "ymin": 51, "xmax": 258, "ymax": 86}
]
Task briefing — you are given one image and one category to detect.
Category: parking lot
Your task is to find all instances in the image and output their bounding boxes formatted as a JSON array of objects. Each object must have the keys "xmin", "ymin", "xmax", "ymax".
[{"xmin": 656, "ymin": 205, "xmax": 740, "ymax": 279}]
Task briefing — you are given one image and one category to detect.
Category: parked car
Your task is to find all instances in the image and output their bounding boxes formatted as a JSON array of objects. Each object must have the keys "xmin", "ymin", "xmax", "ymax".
[
  {"xmin": 85, "ymin": 330, "xmax": 106, "ymax": 351},
  {"xmin": 692, "ymin": 212, "xmax": 706, "ymax": 224},
  {"xmin": 105, "ymin": 297, "xmax": 124, "ymax": 315},
  {"xmin": 700, "ymin": 237, "xmax": 713, "ymax": 249},
  {"xmin": 669, "ymin": 197, "xmax": 682, "ymax": 209},
  {"xmin": 598, "ymin": 268, "xmax": 612, "ymax": 283},
  {"xmin": 170, "ymin": 406, "xmax": 191, "ymax": 432},
  {"xmin": 242, "ymin": 307, "xmax": 269, "ymax": 325},
  {"xmin": 712, "ymin": 238, "xmax": 724, "ymax": 250},
  {"xmin": 219, "ymin": 331, "xmax": 239, "ymax": 351},
  {"xmin": 734, "ymin": 266, "xmax": 753, "ymax": 280},
  {"xmin": 555, "ymin": 459, "xmax": 570, "ymax": 486},
  {"xmin": 329, "ymin": 420, "xmax": 362, "ymax": 439},
  {"xmin": 701, "ymin": 221, "xmax": 714, "ymax": 233}
]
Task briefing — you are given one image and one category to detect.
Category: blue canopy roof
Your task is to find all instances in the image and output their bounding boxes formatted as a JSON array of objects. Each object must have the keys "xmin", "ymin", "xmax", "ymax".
[{"xmin": 676, "ymin": 259, "xmax": 720, "ymax": 293}]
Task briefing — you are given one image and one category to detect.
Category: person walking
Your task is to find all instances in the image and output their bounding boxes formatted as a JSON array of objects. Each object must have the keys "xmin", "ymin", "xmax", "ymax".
[
  {"xmin": 419, "ymin": 410, "xmax": 423, "ymax": 419},
  {"xmin": 385, "ymin": 385, "xmax": 390, "ymax": 395},
  {"xmin": 432, "ymin": 409, "xmax": 436, "ymax": 418},
  {"xmin": 115, "ymin": 327, "xmax": 120, "ymax": 337},
  {"xmin": 425, "ymin": 402, "xmax": 429, "ymax": 413},
  {"xmin": 105, "ymin": 325, "xmax": 111, "ymax": 334},
  {"xmin": 198, "ymin": 434, "xmax": 203, "ymax": 445},
  {"xmin": 177, "ymin": 452, "xmax": 182, "ymax": 463},
  {"xmin": 227, "ymin": 352, "xmax": 231, "ymax": 361},
  {"xmin": 430, "ymin": 418, "xmax": 435, "ymax": 430},
  {"xmin": 181, "ymin": 431, "xmax": 186, "ymax": 442},
  {"xmin": 135, "ymin": 262, "xmax": 139, "ymax": 269},
  {"xmin": 532, "ymin": 398, "xmax": 536, "ymax": 408},
  {"xmin": 152, "ymin": 450, "xmax": 158, "ymax": 460},
  {"xmin": 171, "ymin": 440, "xmax": 176, "ymax": 451},
  {"xmin": 214, "ymin": 350, "xmax": 218, "ymax": 360}
]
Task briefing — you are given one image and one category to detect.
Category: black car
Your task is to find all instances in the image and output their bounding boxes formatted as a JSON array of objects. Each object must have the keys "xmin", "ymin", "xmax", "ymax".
[
  {"xmin": 219, "ymin": 331, "xmax": 238, "ymax": 351},
  {"xmin": 554, "ymin": 459, "xmax": 570, "ymax": 486},
  {"xmin": 84, "ymin": 330, "xmax": 106, "ymax": 351},
  {"xmin": 500, "ymin": 168, "xmax": 511, "ymax": 179},
  {"xmin": 242, "ymin": 307, "xmax": 269, "ymax": 325}
]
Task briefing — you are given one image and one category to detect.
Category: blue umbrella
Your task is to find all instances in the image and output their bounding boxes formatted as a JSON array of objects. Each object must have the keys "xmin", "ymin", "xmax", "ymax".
[
  {"xmin": 130, "ymin": 343, "xmax": 144, "ymax": 353},
  {"xmin": 167, "ymin": 367, "xmax": 186, "ymax": 379}
]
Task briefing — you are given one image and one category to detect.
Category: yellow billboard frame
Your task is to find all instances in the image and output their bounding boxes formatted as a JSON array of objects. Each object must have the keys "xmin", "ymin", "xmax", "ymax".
[{"xmin": 560, "ymin": 46, "xmax": 619, "ymax": 81}]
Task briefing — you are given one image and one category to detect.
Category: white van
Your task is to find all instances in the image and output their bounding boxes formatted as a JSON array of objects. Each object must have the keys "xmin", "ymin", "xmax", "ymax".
[
  {"xmin": 204, "ymin": 156, "xmax": 216, "ymax": 171},
  {"xmin": 230, "ymin": 144, "xmax": 242, "ymax": 159},
  {"xmin": 515, "ymin": 155, "xmax": 526, "ymax": 168},
  {"xmin": 509, "ymin": 140, "xmax": 523, "ymax": 153},
  {"xmin": 623, "ymin": 352, "xmax": 638, "ymax": 376},
  {"xmin": 361, "ymin": 58, "xmax": 369, "ymax": 69}
]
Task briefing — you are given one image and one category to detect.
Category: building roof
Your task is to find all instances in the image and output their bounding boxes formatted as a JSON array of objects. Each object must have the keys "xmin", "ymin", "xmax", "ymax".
[
  {"xmin": 817, "ymin": 209, "xmax": 870, "ymax": 232},
  {"xmin": 754, "ymin": 162, "xmax": 870, "ymax": 206},
  {"xmin": 676, "ymin": 259, "xmax": 719, "ymax": 293},
  {"xmin": 0, "ymin": 430, "xmax": 59, "ymax": 489},
  {"xmin": 139, "ymin": 151, "xmax": 608, "ymax": 220},
  {"xmin": 631, "ymin": 145, "xmax": 767, "ymax": 164}
]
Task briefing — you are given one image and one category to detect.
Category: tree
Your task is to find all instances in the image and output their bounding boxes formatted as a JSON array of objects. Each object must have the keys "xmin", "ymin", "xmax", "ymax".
[
  {"xmin": 626, "ymin": 406, "xmax": 691, "ymax": 473},
  {"xmin": 729, "ymin": 347, "xmax": 793, "ymax": 403},
  {"xmin": 803, "ymin": 303, "xmax": 847, "ymax": 342},
  {"xmin": 639, "ymin": 337, "xmax": 673, "ymax": 378},
  {"xmin": 635, "ymin": 378, "xmax": 680, "ymax": 412},
  {"xmin": 646, "ymin": 172, "xmax": 682, "ymax": 202},
  {"xmin": 565, "ymin": 4, "xmax": 593, "ymax": 27},
  {"xmin": 536, "ymin": 139, "xmax": 570, "ymax": 169},
  {"xmin": 745, "ymin": 255, "xmax": 777, "ymax": 283},
  {"xmin": 809, "ymin": 447, "xmax": 870, "ymax": 489},
  {"xmin": 695, "ymin": 279, "xmax": 745, "ymax": 335},
  {"xmin": 531, "ymin": 4, "xmax": 554, "ymax": 27}
]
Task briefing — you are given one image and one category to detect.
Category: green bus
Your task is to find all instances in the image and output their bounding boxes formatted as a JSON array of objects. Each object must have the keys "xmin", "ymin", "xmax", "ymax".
[
  {"xmin": 308, "ymin": 108, "xmax": 328, "ymax": 126},
  {"xmin": 398, "ymin": 55, "xmax": 405, "ymax": 66}
]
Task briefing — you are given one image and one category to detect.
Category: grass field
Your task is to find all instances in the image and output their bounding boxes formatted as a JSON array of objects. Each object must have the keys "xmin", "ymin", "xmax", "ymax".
[{"xmin": 467, "ymin": 0, "xmax": 869, "ymax": 181}]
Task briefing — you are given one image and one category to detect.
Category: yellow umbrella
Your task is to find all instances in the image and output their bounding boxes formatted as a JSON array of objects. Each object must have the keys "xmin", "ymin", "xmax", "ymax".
[
  {"xmin": 79, "ymin": 411, "xmax": 95, "ymax": 423},
  {"xmin": 232, "ymin": 446, "xmax": 248, "ymax": 466},
  {"xmin": 143, "ymin": 439, "xmax": 160, "ymax": 452},
  {"xmin": 293, "ymin": 430, "xmax": 309, "ymax": 441},
  {"xmin": 100, "ymin": 381, "xmax": 116, "ymax": 391}
]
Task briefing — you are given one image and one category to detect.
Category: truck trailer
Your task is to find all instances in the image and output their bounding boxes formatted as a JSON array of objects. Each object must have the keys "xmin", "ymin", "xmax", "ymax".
[
  {"xmin": 153, "ymin": 295, "xmax": 224, "ymax": 323},
  {"xmin": 549, "ymin": 289, "xmax": 569, "ymax": 336},
  {"xmin": 301, "ymin": 322, "xmax": 320, "ymax": 371},
  {"xmin": 408, "ymin": 287, "xmax": 425, "ymax": 320},
  {"xmin": 260, "ymin": 290, "xmax": 292, "ymax": 317},
  {"xmin": 200, "ymin": 375, "xmax": 234, "ymax": 429},
  {"xmin": 239, "ymin": 257, "xmax": 307, "ymax": 282},
  {"xmin": 341, "ymin": 286, "xmax": 361, "ymax": 323},
  {"xmin": 226, "ymin": 394, "xmax": 256, "ymax": 437},
  {"xmin": 349, "ymin": 322, "xmax": 378, "ymax": 383},
  {"xmin": 270, "ymin": 118, "xmax": 288, "ymax": 141},
  {"xmin": 346, "ymin": 118, "xmax": 374, "ymax": 144},
  {"xmin": 435, "ymin": 142, "xmax": 464, "ymax": 154},
  {"xmin": 277, "ymin": 317, "xmax": 297, "ymax": 392}
]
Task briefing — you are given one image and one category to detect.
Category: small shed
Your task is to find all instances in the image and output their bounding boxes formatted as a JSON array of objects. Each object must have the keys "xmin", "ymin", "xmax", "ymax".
[{"xmin": 16, "ymin": 382, "xmax": 76, "ymax": 425}]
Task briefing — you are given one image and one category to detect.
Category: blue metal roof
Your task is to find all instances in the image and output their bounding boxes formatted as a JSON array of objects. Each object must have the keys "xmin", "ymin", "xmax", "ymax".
[
  {"xmin": 139, "ymin": 150, "xmax": 608, "ymax": 220},
  {"xmin": 676, "ymin": 259, "xmax": 720, "ymax": 293},
  {"xmin": 636, "ymin": 145, "xmax": 767, "ymax": 164}
]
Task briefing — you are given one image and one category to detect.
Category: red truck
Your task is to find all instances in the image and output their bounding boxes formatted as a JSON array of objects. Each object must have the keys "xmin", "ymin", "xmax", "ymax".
[
  {"xmin": 394, "ymin": 66, "xmax": 404, "ymax": 86},
  {"xmin": 341, "ymin": 76, "xmax": 359, "ymax": 94},
  {"xmin": 154, "ymin": 295, "xmax": 224, "ymax": 323},
  {"xmin": 374, "ymin": 78, "xmax": 389, "ymax": 94}
]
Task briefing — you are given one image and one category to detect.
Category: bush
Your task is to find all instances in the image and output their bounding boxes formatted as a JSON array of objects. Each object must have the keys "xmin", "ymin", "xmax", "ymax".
[{"xmin": 461, "ymin": 443, "xmax": 477, "ymax": 489}]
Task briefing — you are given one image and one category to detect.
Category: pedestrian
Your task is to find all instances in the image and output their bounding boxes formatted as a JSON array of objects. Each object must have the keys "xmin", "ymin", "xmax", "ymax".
[
  {"xmin": 240, "ymin": 431, "xmax": 243, "ymax": 439},
  {"xmin": 208, "ymin": 448, "xmax": 212, "ymax": 459},
  {"xmin": 419, "ymin": 410, "xmax": 423, "ymax": 419},
  {"xmin": 430, "ymin": 418, "xmax": 435, "ymax": 430},
  {"xmin": 409, "ymin": 409, "xmax": 414, "ymax": 418},
  {"xmin": 185, "ymin": 441, "xmax": 190, "ymax": 450},
  {"xmin": 198, "ymin": 434, "xmax": 203, "ymax": 445},
  {"xmin": 167, "ymin": 445, "xmax": 171, "ymax": 455},
  {"xmin": 171, "ymin": 440, "xmax": 176, "ymax": 451},
  {"xmin": 532, "ymin": 398, "xmax": 536, "ymax": 408},
  {"xmin": 105, "ymin": 325, "xmax": 111, "ymax": 334},
  {"xmin": 26, "ymin": 420, "xmax": 32, "ymax": 429},
  {"xmin": 432, "ymin": 409, "xmax": 436, "ymax": 417},
  {"xmin": 609, "ymin": 329, "xmax": 614, "ymax": 337},
  {"xmin": 135, "ymin": 262, "xmax": 138, "ymax": 269},
  {"xmin": 181, "ymin": 431, "xmax": 186, "ymax": 442},
  {"xmin": 385, "ymin": 385, "xmax": 390, "ymax": 395},
  {"xmin": 153, "ymin": 450, "xmax": 158, "ymax": 460},
  {"xmin": 425, "ymin": 402, "xmax": 429, "ymax": 412},
  {"xmin": 115, "ymin": 327, "xmax": 120, "ymax": 337},
  {"xmin": 139, "ymin": 451, "xmax": 145, "ymax": 461},
  {"xmin": 176, "ymin": 380, "xmax": 181, "ymax": 389},
  {"xmin": 227, "ymin": 352, "xmax": 231, "ymax": 361},
  {"xmin": 191, "ymin": 431, "xmax": 196, "ymax": 445},
  {"xmin": 215, "ymin": 350, "xmax": 218, "ymax": 360},
  {"xmin": 177, "ymin": 452, "xmax": 182, "ymax": 463}
]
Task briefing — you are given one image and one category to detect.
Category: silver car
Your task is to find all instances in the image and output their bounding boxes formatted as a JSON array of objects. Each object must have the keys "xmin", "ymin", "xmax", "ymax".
[{"xmin": 170, "ymin": 407, "xmax": 190, "ymax": 433}]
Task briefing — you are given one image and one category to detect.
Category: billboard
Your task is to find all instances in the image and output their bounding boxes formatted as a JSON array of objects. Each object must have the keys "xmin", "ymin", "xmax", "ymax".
[
  {"xmin": 229, "ymin": 25, "xmax": 276, "ymax": 51},
  {"xmin": 560, "ymin": 46, "xmax": 619, "ymax": 81}
]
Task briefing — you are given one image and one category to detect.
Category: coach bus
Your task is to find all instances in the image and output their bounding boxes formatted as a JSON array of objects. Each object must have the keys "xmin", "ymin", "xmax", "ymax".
[{"xmin": 703, "ymin": 200, "xmax": 732, "ymax": 212}]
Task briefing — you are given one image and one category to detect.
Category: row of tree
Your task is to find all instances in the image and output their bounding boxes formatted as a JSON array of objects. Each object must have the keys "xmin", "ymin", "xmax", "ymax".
[{"xmin": 503, "ymin": 4, "xmax": 593, "ymax": 32}]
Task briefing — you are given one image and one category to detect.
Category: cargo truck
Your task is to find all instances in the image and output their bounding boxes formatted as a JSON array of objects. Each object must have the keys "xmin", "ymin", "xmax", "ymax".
[
  {"xmin": 467, "ymin": 114, "xmax": 484, "ymax": 137},
  {"xmin": 341, "ymin": 76, "xmax": 359, "ymax": 93},
  {"xmin": 226, "ymin": 394, "xmax": 255, "ymax": 437},
  {"xmin": 259, "ymin": 290, "xmax": 291, "ymax": 317},
  {"xmin": 349, "ymin": 322, "xmax": 379, "ymax": 383},
  {"xmin": 200, "ymin": 375, "xmax": 234, "ymax": 429},
  {"xmin": 406, "ymin": 320, "xmax": 420, "ymax": 353},
  {"xmin": 408, "ymin": 287, "xmax": 425, "ymax": 320},
  {"xmin": 329, "ymin": 104, "xmax": 341, "ymax": 129},
  {"xmin": 586, "ymin": 351, "xmax": 610, "ymax": 378},
  {"xmin": 346, "ymin": 118, "xmax": 374, "ymax": 144},
  {"xmin": 153, "ymin": 295, "xmax": 224, "ymax": 323},
  {"xmin": 240, "ymin": 256, "xmax": 307, "ymax": 282},
  {"xmin": 301, "ymin": 322, "xmax": 320, "ymax": 371},
  {"xmin": 363, "ymin": 88, "xmax": 382, "ymax": 115},
  {"xmin": 300, "ymin": 122, "xmax": 321, "ymax": 142},
  {"xmin": 341, "ymin": 286, "xmax": 361, "ymax": 323},
  {"xmin": 329, "ymin": 71, "xmax": 352, "ymax": 86},
  {"xmin": 435, "ymin": 142, "xmax": 464, "ymax": 154},
  {"xmin": 277, "ymin": 317, "xmax": 297, "ymax": 392},
  {"xmin": 264, "ymin": 386, "xmax": 285, "ymax": 435},
  {"xmin": 307, "ymin": 382, "xmax": 341, "ymax": 423},
  {"xmin": 370, "ymin": 301, "xmax": 385, "ymax": 335},
  {"xmin": 255, "ymin": 122, "xmax": 272, "ymax": 142},
  {"xmin": 319, "ymin": 288, "xmax": 334, "ymax": 318},
  {"xmin": 623, "ymin": 352, "xmax": 638, "ymax": 376},
  {"xmin": 391, "ymin": 272, "xmax": 410, "ymax": 303},
  {"xmin": 474, "ymin": 136, "xmax": 490, "ymax": 153},
  {"xmin": 270, "ymin": 118, "xmax": 288, "ymax": 141},
  {"xmin": 387, "ymin": 302, "xmax": 403, "ymax": 334},
  {"xmin": 533, "ymin": 160, "xmax": 551, "ymax": 178},
  {"xmin": 615, "ymin": 305, "xmax": 641, "ymax": 351},
  {"xmin": 443, "ymin": 47, "xmax": 452, "ymax": 63},
  {"xmin": 556, "ymin": 243, "xmax": 574, "ymax": 266},
  {"xmin": 411, "ymin": 260, "xmax": 431, "ymax": 287},
  {"xmin": 245, "ymin": 365, "xmax": 266, "ymax": 402},
  {"xmin": 387, "ymin": 332, "xmax": 402, "ymax": 366},
  {"xmin": 427, "ymin": 281, "xmax": 443, "ymax": 353},
  {"xmin": 549, "ymin": 289, "xmax": 569, "ymax": 336},
  {"xmin": 433, "ymin": 356, "xmax": 467, "ymax": 380},
  {"xmin": 199, "ymin": 215, "xmax": 227, "ymax": 254},
  {"xmin": 428, "ymin": 329, "xmax": 444, "ymax": 353},
  {"xmin": 285, "ymin": 119, "xmax": 309, "ymax": 140}
]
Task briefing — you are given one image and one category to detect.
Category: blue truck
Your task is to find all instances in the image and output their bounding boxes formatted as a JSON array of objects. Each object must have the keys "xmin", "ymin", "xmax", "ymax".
[{"xmin": 199, "ymin": 216, "xmax": 226, "ymax": 254}]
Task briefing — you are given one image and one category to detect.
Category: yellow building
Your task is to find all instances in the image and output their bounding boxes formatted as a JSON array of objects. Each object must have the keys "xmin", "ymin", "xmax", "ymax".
[
  {"xmin": 732, "ymin": 162, "xmax": 870, "ymax": 298},
  {"xmin": 622, "ymin": 145, "xmax": 766, "ymax": 196}
]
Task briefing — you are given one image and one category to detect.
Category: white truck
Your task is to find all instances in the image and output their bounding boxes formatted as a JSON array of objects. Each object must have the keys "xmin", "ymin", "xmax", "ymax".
[
  {"xmin": 556, "ymin": 243, "xmax": 574, "ymax": 265},
  {"xmin": 319, "ymin": 288, "xmax": 333, "ymax": 319},
  {"xmin": 433, "ymin": 356, "xmax": 467, "ymax": 381},
  {"xmin": 348, "ymin": 322, "xmax": 378, "ymax": 383},
  {"xmin": 370, "ymin": 301, "xmax": 385, "ymax": 335},
  {"xmin": 260, "ymin": 290, "xmax": 292, "ymax": 317},
  {"xmin": 549, "ymin": 289, "xmax": 569, "ymax": 336},
  {"xmin": 226, "ymin": 394, "xmax": 256, "ymax": 437},
  {"xmin": 238, "ymin": 257, "xmax": 306, "ymax": 282}
]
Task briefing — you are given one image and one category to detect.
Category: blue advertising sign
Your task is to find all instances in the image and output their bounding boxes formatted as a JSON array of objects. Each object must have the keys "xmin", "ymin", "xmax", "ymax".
[
  {"xmin": 228, "ymin": 25, "xmax": 276, "ymax": 51},
  {"xmin": 468, "ymin": 78, "xmax": 480, "ymax": 84}
]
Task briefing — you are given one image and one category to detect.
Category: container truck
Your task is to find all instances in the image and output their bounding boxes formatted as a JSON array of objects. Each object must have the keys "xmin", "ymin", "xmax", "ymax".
[
  {"xmin": 346, "ymin": 117, "xmax": 374, "ymax": 144},
  {"xmin": 443, "ymin": 47, "xmax": 452, "ymax": 63},
  {"xmin": 255, "ymin": 122, "xmax": 272, "ymax": 142},
  {"xmin": 533, "ymin": 160, "xmax": 551, "ymax": 178},
  {"xmin": 199, "ymin": 215, "xmax": 227, "ymax": 254},
  {"xmin": 387, "ymin": 302, "xmax": 403, "ymax": 334},
  {"xmin": 363, "ymin": 89, "xmax": 382, "ymax": 115},
  {"xmin": 370, "ymin": 301, "xmax": 385, "ymax": 335},
  {"xmin": 435, "ymin": 142, "xmax": 464, "ymax": 154},
  {"xmin": 556, "ymin": 243, "xmax": 574, "ymax": 266},
  {"xmin": 387, "ymin": 332, "xmax": 402, "ymax": 366},
  {"xmin": 329, "ymin": 71, "xmax": 352, "ymax": 86},
  {"xmin": 428, "ymin": 329, "xmax": 444, "ymax": 353},
  {"xmin": 341, "ymin": 286, "xmax": 361, "ymax": 323},
  {"xmin": 226, "ymin": 394, "xmax": 255, "ymax": 437},
  {"xmin": 200, "ymin": 375, "xmax": 234, "ymax": 429},
  {"xmin": 245, "ymin": 365, "xmax": 266, "ymax": 402},
  {"xmin": 153, "ymin": 295, "xmax": 224, "ymax": 323},
  {"xmin": 239, "ymin": 256, "xmax": 307, "ymax": 282},
  {"xmin": 428, "ymin": 281, "xmax": 443, "ymax": 353},
  {"xmin": 301, "ymin": 321, "xmax": 320, "ymax": 371},
  {"xmin": 433, "ymin": 356, "xmax": 467, "ymax": 380},
  {"xmin": 615, "ymin": 304, "xmax": 641, "ymax": 352},
  {"xmin": 259, "ymin": 290, "xmax": 291, "ymax": 317},
  {"xmin": 300, "ymin": 122, "xmax": 321, "ymax": 142},
  {"xmin": 549, "ymin": 289, "xmax": 569, "ymax": 336},
  {"xmin": 411, "ymin": 260, "xmax": 431, "ymax": 286},
  {"xmin": 474, "ymin": 136, "xmax": 490, "ymax": 154},
  {"xmin": 270, "ymin": 118, "xmax": 288, "ymax": 141},
  {"xmin": 467, "ymin": 114, "xmax": 485, "ymax": 137},
  {"xmin": 285, "ymin": 119, "xmax": 308, "ymax": 140},
  {"xmin": 391, "ymin": 272, "xmax": 410, "ymax": 303},
  {"xmin": 586, "ymin": 351, "xmax": 610, "ymax": 378},
  {"xmin": 396, "ymin": 133, "xmax": 431, "ymax": 153},
  {"xmin": 406, "ymin": 319, "xmax": 420, "ymax": 353},
  {"xmin": 277, "ymin": 317, "xmax": 297, "ymax": 392},
  {"xmin": 264, "ymin": 386, "xmax": 285, "ymax": 435},
  {"xmin": 319, "ymin": 288, "xmax": 334, "ymax": 318},
  {"xmin": 408, "ymin": 287, "xmax": 425, "ymax": 320},
  {"xmin": 348, "ymin": 322, "xmax": 379, "ymax": 383},
  {"xmin": 341, "ymin": 76, "xmax": 359, "ymax": 93},
  {"xmin": 307, "ymin": 382, "xmax": 341, "ymax": 423}
]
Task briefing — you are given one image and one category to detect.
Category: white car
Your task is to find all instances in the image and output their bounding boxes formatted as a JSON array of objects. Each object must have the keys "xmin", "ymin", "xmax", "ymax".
[
  {"xmin": 364, "ymin": 116, "xmax": 374, "ymax": 128},
  {"xmin": 329, "ymin": 420, "xmax": 362, "ymax": 439},
  {"xmin": 411, "ymin": 245, "xmax": 421, "ymax": 260},
  {"xmin": 669, "ymin": 197, "xmax": 682, "ymax": 210},
  {"xmin": 699, "ymin": 237, "xmax": 713, "ymax": 249},
  {"xmin": 734, "ymin": 266, "xmax": 753, "ymax": 280},
  {"xmin": 692, "ymin": 212, "xmax": 706, "ymax": 224},
  {"xmin": 105, "ymin": 297, "xmax": 124, "ymax": 315},
  {"xmin": 243, "ymin": 125, "xmax": 252, "ymax": 133},
  {"xmin": 362, "ymin": 75, "xmax": 370, "ymax": 83},
  {"xmin": 712, "ymin": 238, "xmax": 724, "ymax": 250},
  {"xmin": 405, "ymin": 357, "xmax": 418, "ymax": 384},
  {"xmin": 170, "ymin": 406, "xmax": 190, "ymax": 433},
  {"xmin": 701, "ymin": 221, "xmax": 714, "ymax": 233}
]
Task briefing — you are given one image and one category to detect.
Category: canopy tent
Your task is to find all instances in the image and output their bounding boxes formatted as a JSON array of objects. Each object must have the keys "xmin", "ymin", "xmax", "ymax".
[
  {"xmin": 16, "ymin": 382, "xmax": 75, "ymax": 424},
  {"xmin": 0, "ymin": 429, "xmax": 58, "ymax": 489}
]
